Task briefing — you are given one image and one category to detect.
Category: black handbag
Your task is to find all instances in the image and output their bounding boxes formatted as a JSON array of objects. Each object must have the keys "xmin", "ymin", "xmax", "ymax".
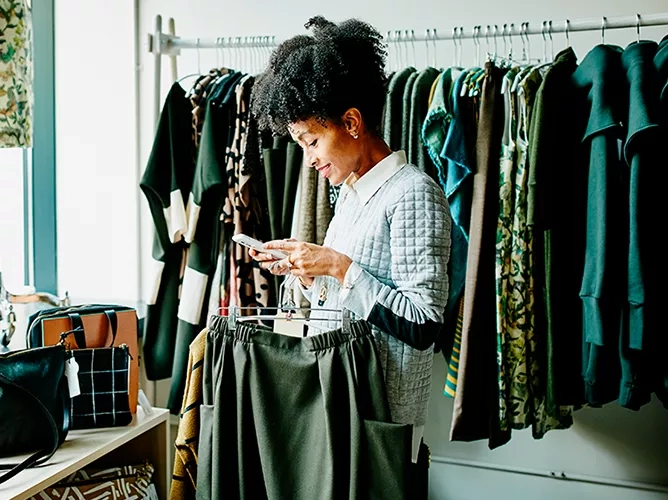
[
  {"xmin": 0, "ymin": 344, "xmax": 70, "ymax": 484},
  {"xmin": 66, "ymin": 340, "xmax": 133, "ymax": 429}
]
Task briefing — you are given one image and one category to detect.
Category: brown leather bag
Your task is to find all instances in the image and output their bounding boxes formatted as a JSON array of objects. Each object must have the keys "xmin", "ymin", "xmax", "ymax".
[{"xmin": 27, "ymin": 305, "xmax": 139, "ymax": 414}]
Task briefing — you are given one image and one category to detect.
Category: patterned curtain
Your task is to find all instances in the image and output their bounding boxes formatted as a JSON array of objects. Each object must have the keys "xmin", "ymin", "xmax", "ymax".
[{"xmin": 0, "ymin": 0, "xmax": 32, "ymax": 148}]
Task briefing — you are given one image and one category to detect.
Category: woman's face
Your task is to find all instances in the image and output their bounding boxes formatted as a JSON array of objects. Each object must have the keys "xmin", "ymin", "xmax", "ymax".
[{"xmin": 288, "ymin": 117, "xmax": 359, "ymax": 186}]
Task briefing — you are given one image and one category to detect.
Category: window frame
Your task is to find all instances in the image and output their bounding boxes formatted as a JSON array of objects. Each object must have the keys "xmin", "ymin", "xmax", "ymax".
[{"xmin": 30, "ymin": 0, "xmax": 57, "ymax": 294}]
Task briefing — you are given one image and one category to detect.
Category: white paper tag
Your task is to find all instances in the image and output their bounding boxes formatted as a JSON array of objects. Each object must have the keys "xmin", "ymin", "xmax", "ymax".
[
  {"xmin": 138, "ymin": 389, "xmax": 154, "ymax": 416},
  {"xmin": 273, "ymin": 312, "xmax": 305, "ymax": 337},
  {"xmin": 65, "ymin": 356, "xmax": 80, "ymax": 398},
  {"xmin": 147, "ymin": 483, "xmax": 159, "ymax": 500}
]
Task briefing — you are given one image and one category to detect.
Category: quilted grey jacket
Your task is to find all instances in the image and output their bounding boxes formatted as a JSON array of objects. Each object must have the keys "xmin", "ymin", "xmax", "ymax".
[{"xmin": 302, "ymin": 151, "xmax": 452, "ymax": 432}]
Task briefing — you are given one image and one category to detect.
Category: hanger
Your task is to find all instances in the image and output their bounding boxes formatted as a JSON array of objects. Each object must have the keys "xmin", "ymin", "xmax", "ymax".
[
  {"xmin": 601, "ymin": 16, "xmax": 607, "ymax": 45},
  {"xmin": 219, "ymin": 275, "xmax": 353, "ymax": 334}
]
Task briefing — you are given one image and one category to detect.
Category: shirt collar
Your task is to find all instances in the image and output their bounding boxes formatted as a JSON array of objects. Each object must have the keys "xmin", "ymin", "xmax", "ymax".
[{"xmin": 344, "ymin": 150, "xmax": 407, "ymax": 206}]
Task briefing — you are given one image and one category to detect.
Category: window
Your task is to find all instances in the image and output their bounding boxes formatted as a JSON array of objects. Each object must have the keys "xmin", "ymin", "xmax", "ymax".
[{"xmin": 0, "ymin": 149, "xmax": 27, "ymax": 292}]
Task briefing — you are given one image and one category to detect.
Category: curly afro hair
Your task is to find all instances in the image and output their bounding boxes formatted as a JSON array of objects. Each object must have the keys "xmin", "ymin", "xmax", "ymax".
[{"xmin": 250, "ymin": 16, "xmax": 388, "ymax": 136}]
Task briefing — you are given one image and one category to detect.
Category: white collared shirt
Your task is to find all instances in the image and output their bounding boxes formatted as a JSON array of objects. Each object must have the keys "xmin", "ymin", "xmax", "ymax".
[{"xmin": 343, "ymin": 150, "xmax": 408, "ymax": 207}]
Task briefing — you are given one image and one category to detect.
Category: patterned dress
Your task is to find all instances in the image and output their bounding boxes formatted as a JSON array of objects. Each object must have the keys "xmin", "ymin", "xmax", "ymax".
[{"xmin": 0, "ymin": 0, "xmax": 32, "ymax": 147}]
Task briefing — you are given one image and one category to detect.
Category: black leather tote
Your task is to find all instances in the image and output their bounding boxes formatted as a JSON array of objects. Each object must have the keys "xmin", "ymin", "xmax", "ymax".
[{"xmin": 0, "ymin": 344, "xmax": 70, "ymax": 484}]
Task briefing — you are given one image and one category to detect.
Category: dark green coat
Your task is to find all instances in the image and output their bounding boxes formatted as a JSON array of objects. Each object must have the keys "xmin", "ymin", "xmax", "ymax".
[{"xmin": 573, "ymin": 44, "xmax": 627, "ymax": 407}]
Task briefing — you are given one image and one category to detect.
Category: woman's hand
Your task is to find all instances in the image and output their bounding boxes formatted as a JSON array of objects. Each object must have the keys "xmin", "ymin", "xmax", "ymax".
[
  {"xmin": 248, "ymin": 246, "xmax": 292, "ymax": 276},
  {"xmin": 260, "ymin": 239, "xmax": 353, "ymax": 285}
]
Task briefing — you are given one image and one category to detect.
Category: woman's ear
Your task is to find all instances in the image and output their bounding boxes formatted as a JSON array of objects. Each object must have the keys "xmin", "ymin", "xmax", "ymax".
[{"xmin": 342, "ymin": 108, "xmax": 363, "ymax": 139}]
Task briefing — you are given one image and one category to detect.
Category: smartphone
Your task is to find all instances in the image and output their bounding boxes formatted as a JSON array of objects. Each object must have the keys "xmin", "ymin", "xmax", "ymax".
[{"xmin": 232, "ymin": 234, "xmax": 288, "ymax": 260}]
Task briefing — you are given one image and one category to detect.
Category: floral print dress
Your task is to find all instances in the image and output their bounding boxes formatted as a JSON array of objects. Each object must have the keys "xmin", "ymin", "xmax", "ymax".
[{"xmin": 0, "ymin": 0, "xmax": 32, "ymax": 147}]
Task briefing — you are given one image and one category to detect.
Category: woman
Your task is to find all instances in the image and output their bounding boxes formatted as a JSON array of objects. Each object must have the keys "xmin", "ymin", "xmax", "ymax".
[{"xmin": 250, "ymin": 15, "xmax": 451, "ymax": 494}]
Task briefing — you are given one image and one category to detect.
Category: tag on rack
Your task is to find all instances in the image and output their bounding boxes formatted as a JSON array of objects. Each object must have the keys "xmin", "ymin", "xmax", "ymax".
[
  {"xmin": 138, "ymin": 389, "xmax": 154, "ymax": 416},
  {"xmin": 273, "ymin": 311, "xmax": 305, "ymax": 337},
  {"xmin": 65, "ymin": 356, "xmax": 81, "ymax": 398}
]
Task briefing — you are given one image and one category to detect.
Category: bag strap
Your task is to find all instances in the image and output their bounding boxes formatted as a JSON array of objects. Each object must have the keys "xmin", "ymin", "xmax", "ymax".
[
  {"xmin": 69, "ymin": 310, "xmax": 118, "ymax": 349},
  {"xmin": 0, "ymin": 372, "xmax": 63, "ymax": 484}
]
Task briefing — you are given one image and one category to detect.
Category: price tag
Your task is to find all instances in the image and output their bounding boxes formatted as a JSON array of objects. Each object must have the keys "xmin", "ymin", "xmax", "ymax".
[
  {"xmin": 65, "ymin": 356, "xmax": 80, "ymax": 398},
  {"xmin": 138, "ymin": 389, "xmax": 154, "ymax": 416},
  {"xmin": 273, "ymin": 312, "xmax": 305, "ymax": 337}
]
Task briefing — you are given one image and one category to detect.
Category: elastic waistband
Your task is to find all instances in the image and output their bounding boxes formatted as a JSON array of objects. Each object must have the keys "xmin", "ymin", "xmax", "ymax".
[{"xmin": 207, "ymin": 314, "xmax": 372, "ymax": 352}]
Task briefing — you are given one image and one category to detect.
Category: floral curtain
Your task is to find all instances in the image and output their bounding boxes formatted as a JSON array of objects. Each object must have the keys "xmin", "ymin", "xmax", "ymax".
[{"xmin": 0, "ymin": 0, "xmax": 32, "ymax": 148}]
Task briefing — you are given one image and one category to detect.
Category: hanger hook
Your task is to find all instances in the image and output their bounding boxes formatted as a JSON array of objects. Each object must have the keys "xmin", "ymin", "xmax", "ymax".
[
  {"xmin": 196, "ymin": 37, "xmax": 201, "ymax": 74},
  {"xmin": 601, "ymin": 16, "xmax": 607, "ymax": 45},
  {"xmin": 493, "ymin": 24, "xmax": 499, "ymax": 58},
  {"xmin": 431, "ymin": 28, "xmax": 438, "ymax": 67},
  {"xmin": 565, "ymin": 19, "xmax": 570, "ymax": 47},
  {"xmin": 475, "ymin": 26, "xmax": 481, "ymax": 66},
  {"xmin": 485, "ymin": 25, "xmax": 491, "ymax": 56},
  {"xmin": 458, "ymin": 26, "xmax": 464, "ymax": 67},
  {"xmin": 452, "ymin": 26, "xmax": 459, "ymax": 66},
  {"xmin": 502, "ymin": 24, "xmax": 508, "ymax": 58},
  {"xmin": 636, "ymin": 13, "xmax": 641, "ymax": 42},
  {"xmin": 410, "ymin": 29, "xmax": 417, "ymax": 67},
  {"xmin": 520, "ymin": 22, "xmax": 527, "ymax": 61}
]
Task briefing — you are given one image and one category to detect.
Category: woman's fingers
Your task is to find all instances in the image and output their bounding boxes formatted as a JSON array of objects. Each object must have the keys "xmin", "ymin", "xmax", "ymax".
[{"xmin": 251, "ymin": 251, "xmax": 280, "ymax": 262}]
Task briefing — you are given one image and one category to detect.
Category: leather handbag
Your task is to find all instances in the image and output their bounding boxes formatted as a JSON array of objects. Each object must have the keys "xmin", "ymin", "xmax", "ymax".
[
  {"xmin": 0, "ymin": 344, "xmax": 70, "ymax": 484},
  {"xmin": 26, "ymin": 304, "xmax": 139, "ymax": 413}
]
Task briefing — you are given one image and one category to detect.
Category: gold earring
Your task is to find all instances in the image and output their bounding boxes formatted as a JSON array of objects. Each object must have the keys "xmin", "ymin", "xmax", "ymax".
[{"xmin": 352, "ymin": 133, "xmax": 358, "ymax": 139}]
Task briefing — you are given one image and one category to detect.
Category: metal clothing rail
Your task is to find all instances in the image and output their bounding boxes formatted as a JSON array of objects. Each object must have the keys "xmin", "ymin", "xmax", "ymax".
[
  {"xmin": 148, "ymin": 12, "xmax": 668, "ymax": 122},
  {"xmin": 150, "ymin": 12, "xmax": 668, "ymax": 55}
]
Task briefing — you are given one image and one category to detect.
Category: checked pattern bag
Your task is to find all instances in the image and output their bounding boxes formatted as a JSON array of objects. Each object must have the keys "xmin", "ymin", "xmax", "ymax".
[{"xmin": 70, "ymin": 346, "xmax": 132, "ymax": 429}]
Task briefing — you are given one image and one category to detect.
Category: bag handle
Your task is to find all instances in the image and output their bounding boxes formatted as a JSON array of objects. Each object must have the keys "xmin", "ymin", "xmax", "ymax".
[
  {"xmin": 68, "ymin": 310, "xmax": 118, "ymax": 349},
  {"xmin": 0, "ymin": 372, "xmax": 64, "ymax": 484}
]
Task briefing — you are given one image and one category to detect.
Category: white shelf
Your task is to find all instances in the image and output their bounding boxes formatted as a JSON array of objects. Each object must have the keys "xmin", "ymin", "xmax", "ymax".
[{"xmin": 0, "ymin": 407, "xmax": 170, "ymax": 500}]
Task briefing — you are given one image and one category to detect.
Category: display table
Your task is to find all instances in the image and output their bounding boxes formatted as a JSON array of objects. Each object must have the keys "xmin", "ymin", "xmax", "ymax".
[{"xmin": 0, "ymin": 407, "xmax": 170, "ymax": 500}]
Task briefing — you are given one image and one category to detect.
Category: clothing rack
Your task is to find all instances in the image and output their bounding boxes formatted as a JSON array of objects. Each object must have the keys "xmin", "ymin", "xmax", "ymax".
[{"xmin": 148, "ymin": 12, "xmax": 668, "ymax": 125}]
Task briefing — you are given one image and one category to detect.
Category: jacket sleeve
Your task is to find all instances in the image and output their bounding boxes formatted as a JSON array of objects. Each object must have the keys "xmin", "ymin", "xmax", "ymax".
[{"xmin": 339, "ymin": 179, "xmax": 452, "ymax": 350}]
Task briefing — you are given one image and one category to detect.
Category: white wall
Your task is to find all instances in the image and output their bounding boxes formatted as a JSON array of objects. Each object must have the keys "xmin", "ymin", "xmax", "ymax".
[
  {"xmin": 55, "ymin": 0, "xmax": 138, "ymax": 303},
  {"xmin": 49, "ymin": 0, "xmax": 668, "ymax": 498}
]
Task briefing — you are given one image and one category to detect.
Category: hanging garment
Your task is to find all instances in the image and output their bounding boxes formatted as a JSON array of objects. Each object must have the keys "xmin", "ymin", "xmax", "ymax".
[
  {"xmin": 443, "ymin": 296, "xmax": 464, "ymax": 398},
  {"xmin": 188, "ymin": 69, "xmax": 230, "ymax": 148},
  {"xmin": 384, "ymin": 67, "xmax": 417, "ymax": 151},
  {"xmin": 422, "ymin": 68, "xmax": 456, "ymax": 192},
  {"xmin": 654, "ymin": 36, "xmax": 668, "ymax": 406},
  {"xmin": 167, "ymin": 93, "xmax": 232, "ymax": 412},
  {"xmin": 196, "ymin": 317, "xmax": 412, "ymax": 500},
  {"xmin": 620, "ymin": 40, "xmax": 667, "ymax": 409},
  {"xmin": 573, "ymin": 45, "xmax": 627, "ymax": 407},
  {"xmin": 222, "ymin": 76, "xmax": 274, "ymax": 313},
  {"xmin": 170, "ymin": 328, "xmax": 207, "ymax": 500},
  {"xmin": 408, "ymin": 67, "xmax": 440, "ymax": 177},
  {"xmin": 527, "ymin": 47, "xmax": 585, "ymax": 412},
  {"xmin": 519, "ymin": 66, "xmax": 572, "ymax": 438},
  {"xmin": 450, "ymin": 62, "xmax": 509, "ymax": 447},
  {"xmin": 0, "ymin": 0, "xmax": 32, "ymax": 147},
  {"xmin": 262, "ymin": 134, "xmax": 288, "ymax": 241},
  {"xmin": 141, "ymin": 82, "xmax": 196, "ymax": 380},
  {"xmin": 296, "ymin": 163, "xmax": 333, "ymax": 246},
  {"xmin": 494, "ymin": 66, "xmax": 520, "ymax": 431},
  {"xmin": 401, "ymin": 71, "xmax": 420, "ymax": 153},
  {"xmin": 440, "ymin": 69, "xmax": 476, "ymax": 335},
  {"xmin": 428, "ymin": 72, "xmax": 442, "ymax": 107}
]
